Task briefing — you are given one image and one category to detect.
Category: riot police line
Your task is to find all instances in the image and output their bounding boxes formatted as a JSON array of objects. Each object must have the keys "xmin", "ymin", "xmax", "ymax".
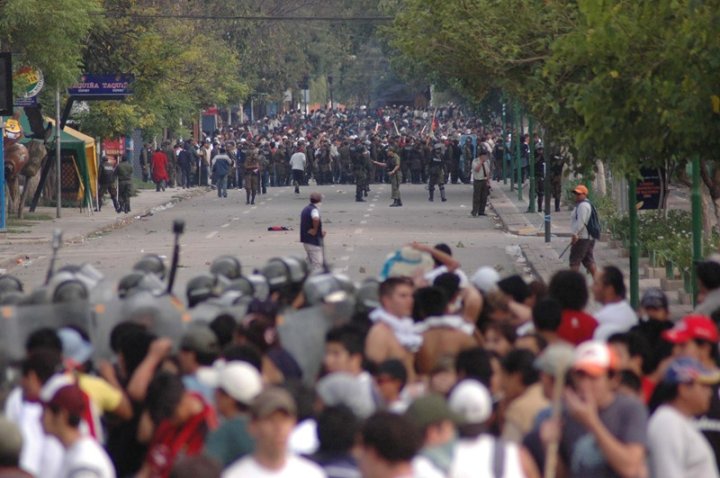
[{"xmin": 0, "ymin": 219, "xmax": 381, "ymax": 386}]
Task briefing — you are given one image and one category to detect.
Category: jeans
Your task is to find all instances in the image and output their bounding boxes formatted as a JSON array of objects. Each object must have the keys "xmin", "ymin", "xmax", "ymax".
[{"xmin": 216, "ymin": 174, "xmax": 227, "ymax": 197}]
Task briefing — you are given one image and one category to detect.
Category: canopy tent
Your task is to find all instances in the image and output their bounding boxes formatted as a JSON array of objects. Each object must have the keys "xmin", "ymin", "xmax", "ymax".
[{"xmin": 17, "ymin": 113, "xmax": 98, "ymax": 208}]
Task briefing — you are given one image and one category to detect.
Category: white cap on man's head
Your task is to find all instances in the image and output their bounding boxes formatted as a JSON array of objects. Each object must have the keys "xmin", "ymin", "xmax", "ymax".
[
  {"xmin": 198, "ymin": 360, "xmax": 262, "ymax": 405},
  {"xmin": 470, "ymin": 266, "xmax": 500, "ymax": 293},
  {"xmin": 448, "ymin": 379, "xmax": 492, "ymax": 425}
]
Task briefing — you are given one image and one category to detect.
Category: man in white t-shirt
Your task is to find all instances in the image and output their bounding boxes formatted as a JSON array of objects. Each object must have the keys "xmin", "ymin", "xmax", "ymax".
[
  {"xmin": 222, "ymin": 387, "xmax": 325, "ymax": 478},
  {"xmin": 648, "ymin": 357, "xmax": 720, "ymax": 478},
  {"xmin": 289, "ymin": 146, "xmax": 307, "ymax": 194},
  {"xmin": 40, "ymin": 377, "xmax": 115, "ymax": 478},
  {"xmin": 592, "ymin": 265, "xmax": 638, "ymax": 340}
]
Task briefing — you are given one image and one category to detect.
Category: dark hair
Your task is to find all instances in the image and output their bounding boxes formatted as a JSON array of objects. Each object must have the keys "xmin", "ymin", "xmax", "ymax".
[
  {"xmin": 532, "ymin": 298, "xmax": 563, "ymax": 332},
  {"xmin": 362, "ymin": 412, "xmax": 421, "ymax": 463},
  {"xmin": 222, "ymin": 344, "xmax": 263, "ymax": 372},
  {"xmin": 497, "ymin": 275, "xmax": 530, "ymax": 303},
  {"xmin": 455, "ymin": 347, "xmax": 493, "ymax": 388},
  {"xmin": 25, "ymin": 328, "xmax": 62, "ymax": 354},
  {"xmin": 608, "ymin": 331, "xmax": 650, "ymax": 368},
  {"xmin": 433, "ymin": 273, "xmax": 460, "ymax": 301},
  {"xmin": 379, "ymin": 277, "xmax": 414, "ymax": 299},
  {"xmin": 317, "ymin": 405, "xmax": 359, "ymax": 453},
  {"xmin": 283, "ymin": 380, "xmax": 316, "ymax": 422},
  {"xmin": 210, "ymin": 314, "xmax": 237, "ymax": 349},
  {"xmin": 146, "ymin": 372, "xmax": 185, "ymax": 424},
  {"xmin": 648, "ymin": 381, "xmax": 679, "ymax": 414},
  {"xmin": 117, "ymin": 329, "xmax": 156, "ymax": 380},
  {"xmin": 548, "ymin": 270, "xmax": 588, "ymax": 310},
  {"xmin": 697, "ymin": 261, "xmax": 720, "ymax": 291},
  {"xmin": 501, "ymin": 349, "xmax": 539, "ymax": 386},
  {"xmin": 109, "ymin": 321, "xmax": 147, "ymax": 353},
  {"xmin": 412, "ymin": 286, "xmax": 448, "ymax": 320},
  {"xmin": 433, "ymin": 243, "xmax": 452, "ymax": 267},
  {"xmin": 21, "ymin": 349, "xmax": 62, "ymax": 384},
  {"xmin": 325, "ymin": 324, "xmax": 366, "ymax": 358},
  {"xmin": 602, "ymin": 266, "xmax": 626, "ymax": 299},
  {"xmin": 619, "ymin": 370, "xmax": 642, "ymax": 394}
]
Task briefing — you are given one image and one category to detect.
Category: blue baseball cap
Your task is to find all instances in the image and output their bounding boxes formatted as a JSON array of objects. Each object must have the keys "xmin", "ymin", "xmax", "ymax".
[{"xmin": 664, "ymin": 357, "xmax": 720, "ymax": 385}]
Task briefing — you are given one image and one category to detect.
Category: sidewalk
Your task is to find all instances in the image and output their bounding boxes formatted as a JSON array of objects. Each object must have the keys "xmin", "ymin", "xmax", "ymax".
[
  {"xmin": 0, "ymin": 186, "xmax": 206, "ymax": 271},
  {"xmin": 489, "ymin": 180, "xmax": 693, "ymax": 318}
]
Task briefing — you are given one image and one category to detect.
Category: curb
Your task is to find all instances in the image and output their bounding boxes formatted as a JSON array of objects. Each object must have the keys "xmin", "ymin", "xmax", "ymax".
[{"xmin": 0, "ymin": 188, "xmax": 205, "ymax": 271}]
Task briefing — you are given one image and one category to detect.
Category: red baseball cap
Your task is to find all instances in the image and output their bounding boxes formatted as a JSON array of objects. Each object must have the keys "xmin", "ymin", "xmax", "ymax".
[{"xmin": 662, "ymin": 315, "xmax": 719, "ymax": 344}]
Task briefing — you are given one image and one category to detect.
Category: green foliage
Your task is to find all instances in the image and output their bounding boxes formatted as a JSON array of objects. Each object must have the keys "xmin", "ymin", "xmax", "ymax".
[{"xmin": 0, "ymin": 0, "xmax": 103, "ymax": 90}]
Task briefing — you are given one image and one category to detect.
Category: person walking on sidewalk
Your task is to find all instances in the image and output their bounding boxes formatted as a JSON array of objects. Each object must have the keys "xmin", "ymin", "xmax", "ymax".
[
  {"xmin": 470, "ymin": 150, "xmax": 490, "ymax": 216},
  {"xmin": 151, "ymin": 147, "xmax": 169, "ymax": 192},
  {"xmin": 372, "ymin": 149, "xmax": 402, "ymax": 207},
  {"xmin": 300, "ymin": 192, "xmax": 326, "ymax": 274},
  {"xmin": 569, "ymin": 184, "xmax": 597, "ymax": 275}
]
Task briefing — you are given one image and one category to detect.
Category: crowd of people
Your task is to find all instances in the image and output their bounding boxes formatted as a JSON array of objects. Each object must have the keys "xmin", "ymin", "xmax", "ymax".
[
  {"xmin": 2, "ymin": 228, "xmax": 720, "ymax": 478},
  {"xmin": 102, "ymin": 105, "xmax": 561, "ymax": 214}
]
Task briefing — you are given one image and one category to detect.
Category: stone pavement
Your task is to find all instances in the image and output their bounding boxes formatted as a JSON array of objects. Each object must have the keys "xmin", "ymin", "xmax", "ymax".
[
  {"xmin": 488, "ymin": 180, "xmax": 693, "ymax": 319},
  {"xmin": 0, "ymin": 185, "xmax": 205, "ymax": 272}
]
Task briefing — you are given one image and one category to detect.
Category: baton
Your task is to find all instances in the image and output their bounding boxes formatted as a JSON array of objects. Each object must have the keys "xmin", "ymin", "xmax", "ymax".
[
  {"xmin": 558, "ymin": 242, "xmax": 572, "ymax": 259},
  {"xmin": 44, "ymin": 229, "xmax": 63, "ymax": 285},
  {"xmin": 167, "ymin": 219, "xmax": 185, "ymax": 294}
]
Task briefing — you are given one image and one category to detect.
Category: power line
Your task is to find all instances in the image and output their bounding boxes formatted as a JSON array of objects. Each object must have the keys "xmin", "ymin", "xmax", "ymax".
[{"xmin": 98, "ymin": 12, "xmax": 393, "ymax": 22}]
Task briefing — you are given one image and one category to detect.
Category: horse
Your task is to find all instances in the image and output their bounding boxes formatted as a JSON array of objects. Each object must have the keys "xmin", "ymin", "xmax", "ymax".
[{"xmin": 4, "ymin": 131, "xmax": 47, "ymax": 219}]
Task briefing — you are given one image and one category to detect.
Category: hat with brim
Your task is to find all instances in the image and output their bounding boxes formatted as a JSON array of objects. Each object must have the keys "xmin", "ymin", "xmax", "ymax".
[
  {"xmin": 664, "ymin": 357, "xmax": 720, "ymax": 385},
  {"xmin": 405, "ymin": 393, "xmax": 462, "ymax": 430},
  {"xmin": 662, "ymin": 315, "xmax": 719, "ymax": 344},
  {"xmin": 250, "ymin": 387, "xmax": 296, "ymax": 419},
  {"xmin": 572, "ymin": 341, "xmax": 619, "ymax": 377},
  {"xmin": 572, "ymin": 185, "xmax": 589, "ymax": 195}
]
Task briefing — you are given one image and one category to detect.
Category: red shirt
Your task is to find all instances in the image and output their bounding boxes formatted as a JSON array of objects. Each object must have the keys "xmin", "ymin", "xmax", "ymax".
[
  {"xmin": 557, "ymin": 309, "xmax": 598, "ymax": 345},
  {"xmin": 145, "ymin": 394, "xmax": 217, "ymax": 478}
]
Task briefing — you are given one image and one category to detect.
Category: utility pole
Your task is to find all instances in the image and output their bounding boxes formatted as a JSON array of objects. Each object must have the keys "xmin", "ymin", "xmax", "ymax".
[
  {"xmin": 628, "ymin": 179, "xmax": 639, "ymax": 309},
  {"xmin": 528, "ymin": 116, "xmax": 535, "ymax": 212},
  {"xmin": 55, "ymin": 85, "xmax": 62, "ymax": 218},
  {"xmin": 691, "ymin": 154, "xmax": 702, "ymax": 306},
  {"xmin": 515, "ymin": 101, "xmax": 522, "ymax": 201},
  {"xmin": 328, "ymin": 75, "xmax": 334, "ymax": 111},
  {"xmin": 544, "ymin": 133, "xmax": 551, "ymax": 243},
  {"xmin": 501, "ymin": 99, "xmax": 507, "ymax": 185}
]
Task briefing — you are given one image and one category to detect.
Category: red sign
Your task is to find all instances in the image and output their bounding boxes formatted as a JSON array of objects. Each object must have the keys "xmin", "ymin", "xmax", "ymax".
[{"xmin": 102, "ymin": 138, "xmax": 125, "ymax": 166}]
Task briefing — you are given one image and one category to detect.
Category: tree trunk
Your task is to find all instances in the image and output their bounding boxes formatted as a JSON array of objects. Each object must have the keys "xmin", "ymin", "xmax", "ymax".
[
  {"xmin": 594, "ymin": 160, "xmax": 607, "ymax": 196},
  {"xmin": 701, "ymin": 185, "xmax": 715, "ymax": 237}
]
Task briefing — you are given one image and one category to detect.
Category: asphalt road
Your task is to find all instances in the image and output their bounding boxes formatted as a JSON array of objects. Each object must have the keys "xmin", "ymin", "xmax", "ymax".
[{"xmin": 9, "ymin": 183, "xmax": 530, "ymax": 301}]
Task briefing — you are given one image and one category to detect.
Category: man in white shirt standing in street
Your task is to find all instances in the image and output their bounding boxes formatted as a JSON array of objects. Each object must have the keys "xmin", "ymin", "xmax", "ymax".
[
  {"xmin": 592, "ymin": 265, "xmax": 639, "ymax": 340},
  {"xmin": 290, "ymin": 144, "xmax": 307, "ymax": 194},
  {"xmin": 569, "ymin": 184, "xmax": 597, "ymax": 275}
]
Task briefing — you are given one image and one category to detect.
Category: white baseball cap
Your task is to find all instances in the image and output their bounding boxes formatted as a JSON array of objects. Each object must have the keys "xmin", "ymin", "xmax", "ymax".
[
  {"xmin": 198, "ymin": 360, "xmax": 262, "ymax": 405},
  {"xmin": 470, "ymin": 266, "xmax": 500, "ymax": 293},
  {"xmin": 448, "ymin": 379, "xmax": 492, "ymax": 425}
]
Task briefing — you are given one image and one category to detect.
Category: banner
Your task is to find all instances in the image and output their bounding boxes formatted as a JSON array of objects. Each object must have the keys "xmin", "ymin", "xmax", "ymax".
[{"xmin": 102, "ymin": 137, "xmax": 125, "ymax": 166}]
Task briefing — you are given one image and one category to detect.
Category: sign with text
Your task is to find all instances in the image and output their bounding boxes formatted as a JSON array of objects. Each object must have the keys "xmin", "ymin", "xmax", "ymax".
[
  {"xmin": 102, "ymin": 138, "xmax": 125, "ymax": 166},
  {"xmin": 68, "ymin": 74, "xmax": 134, "ymax": 97},
  {"xmin": 0, "ymin": 53, "xmax": 11, "ymax": 115},
  {"xmin": 636, "ymin": 167, "xmax": 667, "ymax": 210}
]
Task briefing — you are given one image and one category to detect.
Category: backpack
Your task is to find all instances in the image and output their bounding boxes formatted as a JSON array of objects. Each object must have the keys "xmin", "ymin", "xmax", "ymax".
[{"xmin": 584, "ymin": 200, "xmax": 601, "ymax": 240}]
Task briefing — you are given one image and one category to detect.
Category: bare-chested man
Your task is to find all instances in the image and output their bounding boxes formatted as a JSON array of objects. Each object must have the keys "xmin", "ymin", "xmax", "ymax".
[{"xmin": 365, "ymin": 277, "xmax": 418, "ymax": 382}]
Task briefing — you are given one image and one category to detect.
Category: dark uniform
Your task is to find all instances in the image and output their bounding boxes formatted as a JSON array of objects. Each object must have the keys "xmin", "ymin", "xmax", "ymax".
[
  {"xmin": 532, "ymin": 147, "xmax": 545, "ymax": 212},
  {"xmin": 428, "ymin": 144, "xmax": 447, "ymax": 202},
  {"xmin": 117, "ymin": 157, "xmax": 134, "ymax": 213},
  {"xmin": 350, "ymin": 142, "xmax": 367, "ymax": 202},
  {"xmin": 550, "ymin": 153, "xmax": 564, "ymax": 212},
  {"xmin": 97, "ymin": 157, "xmax": 120, "ymax": 212},
  {"xmin": 244, "ymin": 149, "xmax": 260, "ymax": 205}
]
